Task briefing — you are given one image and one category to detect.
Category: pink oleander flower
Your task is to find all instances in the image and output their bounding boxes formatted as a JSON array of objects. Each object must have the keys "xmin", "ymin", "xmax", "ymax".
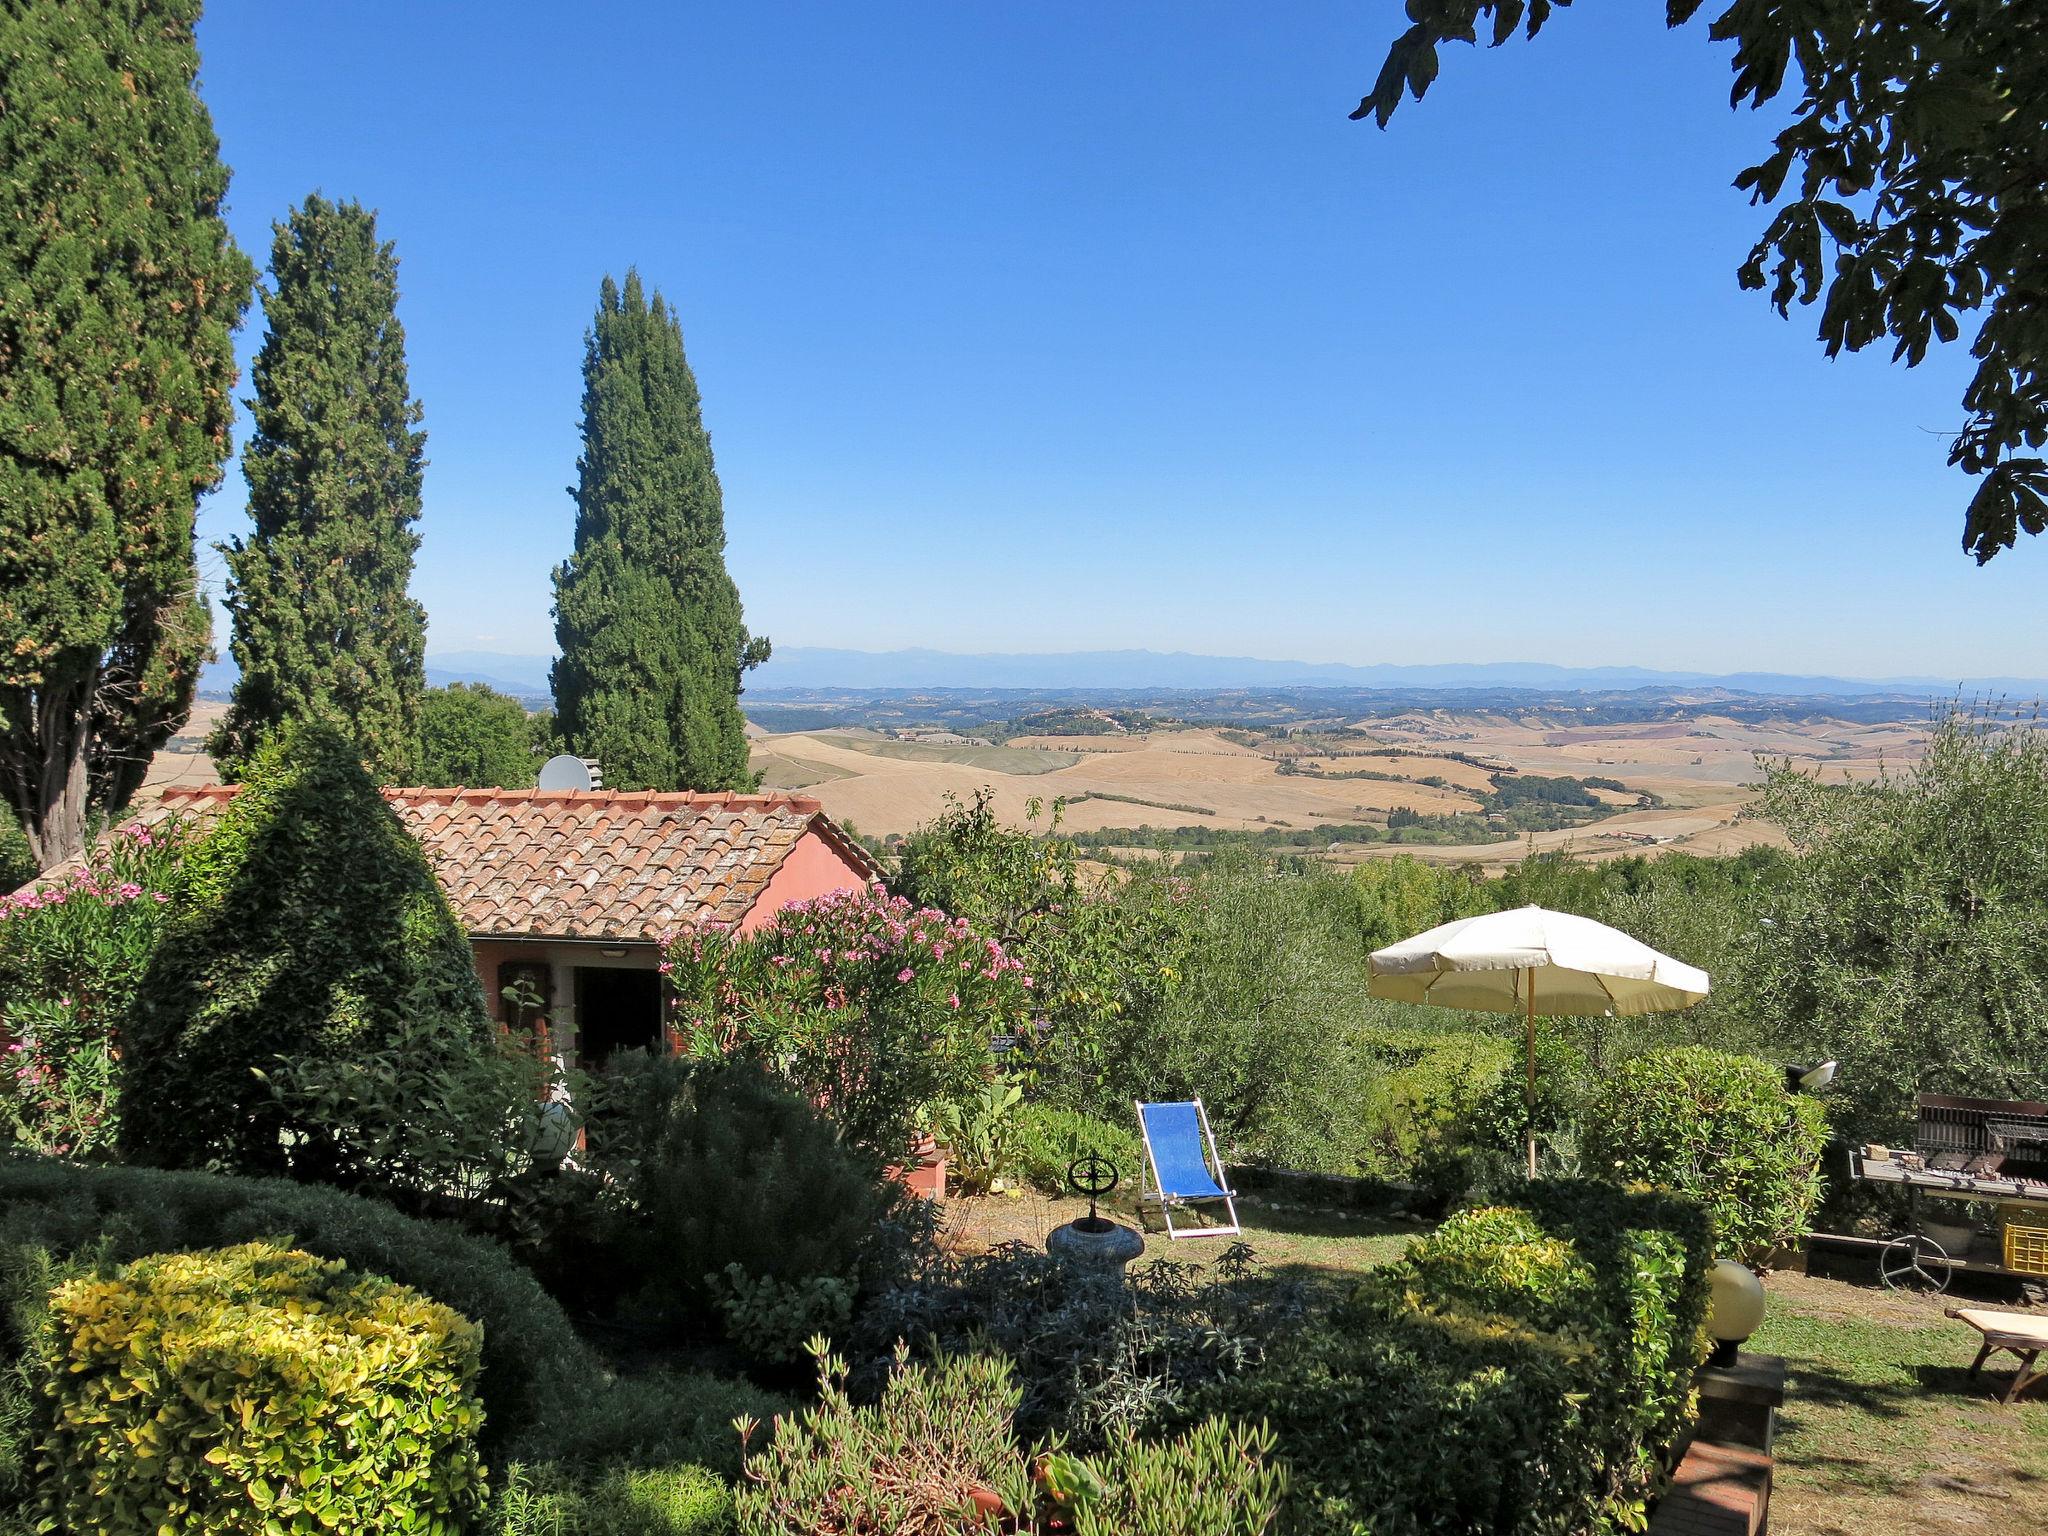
[{"xmin": 897, "ymin": 967, "xmax": 915, "ymax": 983}]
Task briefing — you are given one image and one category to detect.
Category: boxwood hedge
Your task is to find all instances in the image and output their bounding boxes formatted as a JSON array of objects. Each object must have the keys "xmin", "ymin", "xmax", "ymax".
[
  {"xmin": 37, "ymin": 1241, "xmax": 488, "ymax": 1535},
  {"xmin": 0, "ymin": 1158, "xmax": 588, "ymax": 1461}
]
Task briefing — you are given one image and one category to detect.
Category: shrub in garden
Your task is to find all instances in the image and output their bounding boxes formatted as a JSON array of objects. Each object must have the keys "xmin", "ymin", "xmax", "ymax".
[
  {"xmin": 735, "ymin": 1342, "xmax": 1285, "ymax": 1536},
  {"xmin": 1350, "ymin": 1025, "xmax": 1515, "ymax": 1190},
  {"xmin": 36, "ymin": 1241, "xmax": 487, "ymax": 1534},
  {"xmin": 0, "ymin": 1157, "xmax": 589, "ymax": 1462},
  {"xmin": 592, "ymin": 1055, "xmax": 922, "ymax": 1350},
  {"xmin": 849, "ymin": 1240, "xmax": 1304, "ymax": 1450},
  {"xmin": 1083, "ymin": 852, "xmax": 1395, "ymax": 1175},
  {"xmin": 488, "ymin": 1461, "xmax": 737, "ymax": 1536},
  {"xmin": 1582, "ymin": 1046, "xmax": 1827, "ymax": 1260},
  {"xmin": 663, "ymin": 885, "xmax": 1032, "ymax": 1158},
  {"xmin": 1008, "ymin": 1102, "xmax": 1143, "ymax": 1198},
  {"xmin": 1195, "ymin": 1179, "xmax": 1710, "ymax": 1536},
  {"xmin": 0, "ymin": 817, "xmax": 191, "ymax": 1158},
  {"xmin": 122, "ymin": 722, "xmax": 496, "ymax": 1179}
]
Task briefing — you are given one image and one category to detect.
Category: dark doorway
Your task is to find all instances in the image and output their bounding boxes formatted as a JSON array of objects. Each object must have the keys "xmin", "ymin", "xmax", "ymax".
[{"xmin": 574, "ymin": 965, "xmax": 662, "ymax": 1070}]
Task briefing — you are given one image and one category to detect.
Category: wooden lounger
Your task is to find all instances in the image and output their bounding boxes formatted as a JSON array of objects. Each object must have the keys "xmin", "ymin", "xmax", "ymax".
[{"xmin": 1947, "ymin": 1307, "xmax": 2048, "ymax": 1403}]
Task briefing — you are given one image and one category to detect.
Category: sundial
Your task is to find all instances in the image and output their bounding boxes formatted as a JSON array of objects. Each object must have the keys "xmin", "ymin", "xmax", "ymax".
[{"xmin": 1066, "ymin": 1152, "xmax": 1119, "ymax": 1234}]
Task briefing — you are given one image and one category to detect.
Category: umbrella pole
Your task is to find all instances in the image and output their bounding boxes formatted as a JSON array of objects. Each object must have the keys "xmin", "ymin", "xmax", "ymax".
[{"xmin": 1525, "ymin": 968, "xmax": 1537, "ymax": 1179}]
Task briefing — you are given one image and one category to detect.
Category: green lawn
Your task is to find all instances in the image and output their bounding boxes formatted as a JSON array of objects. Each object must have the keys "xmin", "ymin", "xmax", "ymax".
[{"xmin": 1751, "ymin": 1270, "xmax": 2048, "ymax": 1534}]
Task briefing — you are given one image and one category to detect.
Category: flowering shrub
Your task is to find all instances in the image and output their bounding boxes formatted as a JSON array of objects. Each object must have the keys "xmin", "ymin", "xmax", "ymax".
[
  {"xmin": 0, "ymin": 819, "xmax": 190, "ymax": 1158},
  {"xmin": 663, "ymin": 885, "xmax": 1033, "ymax": 1157}
]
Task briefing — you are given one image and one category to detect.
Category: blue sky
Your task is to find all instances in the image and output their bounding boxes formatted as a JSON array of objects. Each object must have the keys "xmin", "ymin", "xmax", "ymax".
[{"xmin": 192, "ymin": 2, "xmax": 2044, "ymax": 681}]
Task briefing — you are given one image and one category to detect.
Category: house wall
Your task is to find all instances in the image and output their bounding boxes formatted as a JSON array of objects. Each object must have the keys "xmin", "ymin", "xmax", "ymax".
[
  {"xmin": 742, "ymin": 829, "xmax": 872, "ymax": 931},
  {"xmin": 467, "ymin": 830, "xmax": 867, "ymax": 1067}
]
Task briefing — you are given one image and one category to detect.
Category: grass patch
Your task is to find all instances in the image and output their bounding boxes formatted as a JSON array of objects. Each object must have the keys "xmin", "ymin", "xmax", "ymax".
[{"xmin": 1751, "ymin": 1276, "xmax": 2048, "ymax": 1528}]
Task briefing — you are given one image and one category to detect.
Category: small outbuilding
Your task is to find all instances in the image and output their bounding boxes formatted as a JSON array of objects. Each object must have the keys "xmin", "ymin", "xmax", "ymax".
[{"xmin": 44, "ymin": 786, "xmax": 882, "ymax": 1071}]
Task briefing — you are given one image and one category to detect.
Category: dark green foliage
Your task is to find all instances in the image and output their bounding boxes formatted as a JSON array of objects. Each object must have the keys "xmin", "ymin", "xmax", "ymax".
[
  {"xmin": 1747, "ymin": 713, "xmax": 2048, "ymax": 1144},
  {"xmin": 851, "ymin": 1241, "xmax": 1304, "ymax": 1452},
  {"xmin": 212, "ymin": 195, "xmax": 427, "ymax": 781},
  {"xmin": 1584, "ymin": 1047, "xmax": 1827, "ymax": 1262},
  {"xmin": 0, "ymin": 807, "xmax": 32, "ymax": 891},
  {"xmin": 1364, "ymin": 1, "xmax": 2048, "ymax": 561},
  {"xmin": 419, "ymin": 682, "xmax": 540, "ymax": 787},
  {"xmin": 121, "ymin": 722, "xmax": 490, "ymax": 1175},
  {"xmin": 0, "ymin": 1167, "xmax": 780, "ymax": 1536},
  {"xmin": 552, "ymin": 272, "xmax": 767, "ymax": 791},
  {"xmin": 0, "ymin": 1158, "xmax": 590, "ymax": 1462},
  {"xmin": 0, "ymin": 0, "xmax": 254, "ymax": 868},
  {"xmin": 1200, "ymin": 1181, "xmax": 1711, "ymax": 1535},
  {"xmin": 591, "ymin": 1056, "xmax": 915, "ymax": 1343}
]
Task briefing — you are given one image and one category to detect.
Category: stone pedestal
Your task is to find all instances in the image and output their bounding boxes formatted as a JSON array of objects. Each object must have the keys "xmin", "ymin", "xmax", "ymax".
[
  {"xmin": 1046, "ymin": 1218, "xmax": 1145, "ymax": 1277},
  {"xmin": 1695, "ymin": 1353, "xmax": 1787, "ymax": 1453}
]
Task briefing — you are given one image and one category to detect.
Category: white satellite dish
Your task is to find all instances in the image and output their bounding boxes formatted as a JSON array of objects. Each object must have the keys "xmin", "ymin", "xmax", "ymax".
[{"xmin": 537, "ymin": 754, "xmax": 600, "ymax": 792}]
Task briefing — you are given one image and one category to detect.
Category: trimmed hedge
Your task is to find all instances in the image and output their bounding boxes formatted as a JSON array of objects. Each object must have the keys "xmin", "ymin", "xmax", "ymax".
[
  {"xmin": 37, "ymin": 1241, "xmax": 487, "ymax": 1534},
  {"xmin": 1582, "ymin": 1046, "xmax": 1828, "ymax": 1261},
  {"xmin": 1199, "ymin": 1179, "xmax": 1711, "ymax": 1535},
  {"xmin": 0, "ymin": 1158, "xmax": 587, "ymax": 1461},
  {"xmin": 123, "ymin": 722, "xmax": 492, "ymax": 1175}
]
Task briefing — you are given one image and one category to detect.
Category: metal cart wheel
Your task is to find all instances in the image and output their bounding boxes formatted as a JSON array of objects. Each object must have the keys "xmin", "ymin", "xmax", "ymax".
[{"xmin": 1879, "ymin": 1232, "xmax": 1952, "ymax": 1292}]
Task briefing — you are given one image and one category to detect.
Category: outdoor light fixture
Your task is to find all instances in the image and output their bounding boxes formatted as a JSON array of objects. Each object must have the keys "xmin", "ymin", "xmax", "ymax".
[
  {"xmin": 599, "ymin": 946, "xmax": 628, "ymax": 959},
  {"xmin": 1784, "ymin": 1060, "xmax": 1838, "ymax": 1095},
  {"xmin": 1706, "ymin": 1259, "xmax": 1767, "ymax": 1367}
]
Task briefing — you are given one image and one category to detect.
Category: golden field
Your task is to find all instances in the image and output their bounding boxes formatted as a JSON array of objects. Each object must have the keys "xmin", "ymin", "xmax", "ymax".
[{"xmin": 751, "ymin": 709, "xmax": 1932, "ymax": 869}]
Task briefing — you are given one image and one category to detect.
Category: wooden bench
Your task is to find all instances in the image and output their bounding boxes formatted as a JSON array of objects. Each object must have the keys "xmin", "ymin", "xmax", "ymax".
[{"xmin": 1948, "ymin": 1307, "xmax": 2048, "ymax": 1403}]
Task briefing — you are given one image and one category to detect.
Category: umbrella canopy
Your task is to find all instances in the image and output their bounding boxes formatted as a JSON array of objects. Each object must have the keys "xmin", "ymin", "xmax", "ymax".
[
  {"xmin": 1367, "ymin": 904, "xmax": 1710, "ymax": 1176},
  {"xmin": 1367, "ymin": 904, "xmax": 1710, "ymax": 1017}
]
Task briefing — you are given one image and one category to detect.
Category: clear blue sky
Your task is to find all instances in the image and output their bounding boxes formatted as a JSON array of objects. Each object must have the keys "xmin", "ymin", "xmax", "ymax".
[{"xmin": 192, "ymin": 1, "xmax": 2044, "ymax": 681}]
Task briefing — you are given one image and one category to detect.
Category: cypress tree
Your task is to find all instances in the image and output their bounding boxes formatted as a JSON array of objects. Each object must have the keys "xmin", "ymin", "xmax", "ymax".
[
  {"xmin": 551, "ymin": 272, "xmax": 767, "ymax": 791},
  {"xmin": 0, "ymin": 1, "xmax": 254, "ymax": 869},
  {"xmin": 211, "ymin": 195, "xmax": 428, "ymax": 782}
]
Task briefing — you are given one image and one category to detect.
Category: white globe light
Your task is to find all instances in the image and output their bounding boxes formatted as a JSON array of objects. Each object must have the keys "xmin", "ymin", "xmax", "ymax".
[{"xmin": 1708, "ymin": 1258, "xmax": 1767, "ymax": 1354}]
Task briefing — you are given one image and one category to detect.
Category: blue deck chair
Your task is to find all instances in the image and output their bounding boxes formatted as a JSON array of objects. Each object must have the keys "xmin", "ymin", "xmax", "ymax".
[{"xmin": 1135, "ymin": 1099, "xmax": 1240, "ymax": 1239}]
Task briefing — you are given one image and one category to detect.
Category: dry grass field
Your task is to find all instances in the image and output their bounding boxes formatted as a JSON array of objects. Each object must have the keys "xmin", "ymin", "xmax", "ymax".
[
  {"xmin": 755, "ymin": 710, "xmax": 1932, "ymax": 867},
  {"xmin": 132, "ymin": 697, "xmax": 1927, "ymax": 875}
]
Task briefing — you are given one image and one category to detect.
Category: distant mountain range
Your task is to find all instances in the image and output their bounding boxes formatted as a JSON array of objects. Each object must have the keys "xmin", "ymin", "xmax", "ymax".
[{"xmin": 195, "ymin": 647, "xmax": 2048, "ymax": 702}]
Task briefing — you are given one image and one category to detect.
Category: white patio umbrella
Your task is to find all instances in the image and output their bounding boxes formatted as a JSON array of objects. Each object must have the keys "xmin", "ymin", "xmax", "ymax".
[{"xmin": 1367, "ymin": 905, "xmax": 1710, "ymax": 1176}]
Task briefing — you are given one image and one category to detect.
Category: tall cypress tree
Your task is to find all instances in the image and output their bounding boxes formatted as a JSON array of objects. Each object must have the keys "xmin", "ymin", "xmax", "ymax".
[
  {"xmin": 0, "ymin": 1, "xmax": 253, "ymax": 869},
  {"xmin": 552, "ymin": 272, "xmax": 767, "ymax": 790},
  {"xmin": 212, "ymin": 195, "xmax": 428, "ymax": 781}
]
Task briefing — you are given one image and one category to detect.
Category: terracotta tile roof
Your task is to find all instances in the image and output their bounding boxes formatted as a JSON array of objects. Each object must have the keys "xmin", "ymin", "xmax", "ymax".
[{"xmin": 53, "ymin": 785, "xmax": 882, "ymax": 943}]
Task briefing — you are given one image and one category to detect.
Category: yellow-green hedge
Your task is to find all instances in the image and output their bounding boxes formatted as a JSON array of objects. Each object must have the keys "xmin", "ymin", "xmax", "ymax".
[{"xmin": 36, "ymin": 1240, "xmax": 488, "ymax": 1535}]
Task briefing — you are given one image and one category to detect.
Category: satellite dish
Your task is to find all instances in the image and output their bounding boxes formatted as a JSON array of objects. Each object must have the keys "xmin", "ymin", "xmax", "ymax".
[{"xmin": 538, "ymin": 754, "xmax": 599, "ymax": 792}]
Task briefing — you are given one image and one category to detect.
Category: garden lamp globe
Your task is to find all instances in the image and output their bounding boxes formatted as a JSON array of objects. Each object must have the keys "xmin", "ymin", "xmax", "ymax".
[{"xmin": 1707, "ymin": 1259, "xmax": 1767, "ymax": 1367}]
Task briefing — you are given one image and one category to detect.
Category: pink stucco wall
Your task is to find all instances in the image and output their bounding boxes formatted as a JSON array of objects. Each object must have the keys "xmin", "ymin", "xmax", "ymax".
[{"xmin": 741, "ymin": 830, "xmax": 872, "ymax": 932}]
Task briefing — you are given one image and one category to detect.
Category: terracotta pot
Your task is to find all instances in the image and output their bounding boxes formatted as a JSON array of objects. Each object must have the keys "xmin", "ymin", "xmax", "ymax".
[{"xmin": 965, "ymin": 1484, "xmax": 1006, "ymax": 1525}]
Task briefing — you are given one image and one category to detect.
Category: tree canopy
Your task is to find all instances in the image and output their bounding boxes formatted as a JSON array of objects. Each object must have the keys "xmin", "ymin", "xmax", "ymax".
[
  {"xmin": 1365, "ymin": 1, "xmax": 2047, "ymax": 562},
  {"xmin": 418, "ymin": 683, "xmax": 538, "ymax": 788},
  {"xmin": 0, "ymin": 0, "xmax": 253, "ymax": 869},
  {"xmin": 551, "ymin": 272, "xmax": 768, "ymax": 791},
  {"xmin": 212, "ymin": 194, "xmax": 428, "ymax": 781}
]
